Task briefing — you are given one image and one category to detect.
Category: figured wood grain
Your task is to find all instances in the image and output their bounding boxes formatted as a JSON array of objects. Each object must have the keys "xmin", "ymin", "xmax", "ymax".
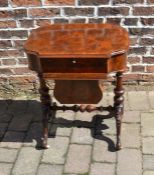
[
  {"xmin": 24, "ymin": 23, "xmax": 129, "ymax": 58},
  {"xmin": 54, "ymin": 80, "xmax": 103, "ymax": 104},
  {"xmin": 25, "ymin": 23, "xmax": 129, "ymax": 79}
]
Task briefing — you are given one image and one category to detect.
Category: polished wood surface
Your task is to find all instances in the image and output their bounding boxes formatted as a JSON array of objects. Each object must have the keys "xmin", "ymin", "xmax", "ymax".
[
  {"xmin": 38, "ymin": 73, "xmax": 52, "ymax": 149},
  {"xmin": 54, "ymin": 80, "xmax": 103, "ymax": 104},
  {"xmin": 25, "ymin": 23, "xmax": 129, "ymax": 58},
  {"xmin": 25, "ymin": 23, "xmax": 129, "ymax": 80},
  {"xmin": 24, "ymin": 23, "xmax": 129, "ymax": 150},
  {"xmin": 114, "ymin": 72, "xmax": 124, "ymax": 150},
  {"xmin": 26, "ymin": 53, "xmax": 127, "ymax": 80}
]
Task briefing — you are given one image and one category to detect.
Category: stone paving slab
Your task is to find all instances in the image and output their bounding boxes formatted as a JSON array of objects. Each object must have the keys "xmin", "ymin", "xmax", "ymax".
[
  {"xmin": 0, "ymin": 113, "xmax": 13, "ymax": 123},
  {"xmin": 64, "ymin": 144, "xmax": 92, "ymax": 174},
  {"xmin": 0, "ymin": 91, "xmax": 154, "ymax": 175},
  {"xmin": 0, "ymin": 100, "xmax": 8, "ymax": 115},
  {"xmin": 55, "ymin": 111, "xmax": 75, "ymax": 123},
  {"xmin": 93, "ymin": 135, "xmax": 116, "ymax": 163},
  {"xmin": 75, "ymin": 111, "xmax": 97, "ymax": 123},
  {"xmin": 143, "ymin": 155, "xmax": 154, "ymax": 170},
  {"xmin": 8, "ymin": 113, "xmax": 33, "ymax": 132},
  {"xmin": 37, "ymin": 164, "xmax": 63, "ymax": 175},
  {"xmin": 0, "ymin": 123, "xmax": 8, "ymax": 138},
  {"xmin": 142, "ymin": 137, "xmax": 154, "ymax": 154},
  {"xmin": 0, "ymin": 131, "xmax": 25, "ymax": 149},
  {"xmin": 103, "ymin": 117, "xmax": 116, "ymax": 135},
  {"xmin": 117, "ymin": 149, "xmax": 142, "ymax": 175},
  {"xmin": 50, "ymin": 123, "xmax": 72, "ymax": 137},
  {"xmin": 121, "ymin": 123, "xmax": 141, "ymax": 148},
  {"xmin": 0, "ymin": 163, "xmax": 13, "ymax": 175},
  {"xmin": 27, "ymin": 100, "xmax": 43, "ymax": 122},
  {"xmin": 0, "ymin": 148, "xmax": 18, "ymax": 163},
  {"xmin": 7, "ymin": 100, "xmax": 28, "ymax": 114},
  {"xmin": 123, "ymin": 111, "xmax": 140, "ymax": 123},
  {"xmin": 42, "ymin": 137, "xmax": 69, "ymax": 165},
  {"xmin": 12, "ymin": 147, "xmax": 42, "ymax": 175},
  {"xmin": 128, "ymin": 91, "xmax": 150, "ymax": 111},
  {"xmin": 90, "ymin": 162, "xmax": 115, "ymax": 175},
  {"xmin": 71, "ymin": 127, "xmax": 93, "ymax": 144},
  {"xmin": 143, "ymin": 170, "xmax": 154, "ymax": 175},
  {"xmin": 148, "ymin": 91, "xmax": 154, "ymax": 109},
  {"xmin": 141, "ymin": 112, "xmax": 154, "ymax": 136}
]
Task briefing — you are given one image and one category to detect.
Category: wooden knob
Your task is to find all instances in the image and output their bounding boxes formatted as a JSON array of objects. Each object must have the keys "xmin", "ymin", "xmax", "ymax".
[
  {"xmin": 86, "ymin": 104, "xmax": 96, "ymax": 112},
  {"xmin": 80, "ymin": 104, "xmax": 86, "ymax": 112},
  {"xmin": 72, "ymin": 59, "xmax": 76, "ymax": 64}
]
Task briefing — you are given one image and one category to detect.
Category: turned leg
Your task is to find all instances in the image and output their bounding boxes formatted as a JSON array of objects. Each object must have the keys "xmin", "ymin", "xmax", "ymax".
[
  {"xmin": 114, "ymin": 72, "xmax": 124, "ymax": 150},
  {"xmin": 38, "ymin": 73, "xmax": 51, "ymax": 149}
]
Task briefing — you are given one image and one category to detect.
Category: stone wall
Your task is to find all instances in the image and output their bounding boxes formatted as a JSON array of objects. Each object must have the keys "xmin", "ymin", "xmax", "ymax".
[{"xmin": 0, "ymin": 0, "xmax": 154, "ymax": 94}]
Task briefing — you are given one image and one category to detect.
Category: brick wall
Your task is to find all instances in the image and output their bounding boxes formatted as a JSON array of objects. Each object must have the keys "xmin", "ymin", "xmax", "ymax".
[{"xmin": 0, "ymin": 0, "xmax": 154, "ymax": 93}]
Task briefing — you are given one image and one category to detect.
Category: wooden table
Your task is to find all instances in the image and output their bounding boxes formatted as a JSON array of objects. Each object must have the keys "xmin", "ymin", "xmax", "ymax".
[{"xmin": 24, "ymin": 23, "xmax": 129, "ymax": 150}]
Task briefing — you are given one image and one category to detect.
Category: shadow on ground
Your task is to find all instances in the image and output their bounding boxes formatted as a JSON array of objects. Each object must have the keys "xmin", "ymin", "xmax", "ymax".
[{"xmin": 0, "ymin": 100, "xmax": 117, "ymax": 152}]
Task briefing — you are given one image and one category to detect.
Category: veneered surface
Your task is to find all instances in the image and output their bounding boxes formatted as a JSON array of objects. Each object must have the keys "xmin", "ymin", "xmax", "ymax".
[
  {"xmin": 24, "ymin": 23, "xmax": 129, "ymax": 58},
  {"xmin": 54, "ymin": 80, "xmax": 103, "ymax": 104}
]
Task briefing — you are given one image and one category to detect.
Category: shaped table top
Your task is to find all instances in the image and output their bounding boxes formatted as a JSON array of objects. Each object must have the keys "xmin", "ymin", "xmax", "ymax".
[{"xmin": 24, "ymin": 23, "xmax": 129, "ymax": 58}]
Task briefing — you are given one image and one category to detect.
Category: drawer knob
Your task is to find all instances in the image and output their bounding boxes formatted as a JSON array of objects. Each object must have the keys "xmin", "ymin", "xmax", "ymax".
[{"xmin": 72, "ymin": 59, "xmax": 76, "ymax": 64}]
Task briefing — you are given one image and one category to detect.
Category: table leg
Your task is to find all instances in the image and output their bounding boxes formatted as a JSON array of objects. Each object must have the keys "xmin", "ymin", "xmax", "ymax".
[
  {"xmin": 114, "ymin": 72, "xmax": 124, "ymax": 150},
  {"xmin": 38, "ymin": 74, "xmax": 51, "ymax": 149}
]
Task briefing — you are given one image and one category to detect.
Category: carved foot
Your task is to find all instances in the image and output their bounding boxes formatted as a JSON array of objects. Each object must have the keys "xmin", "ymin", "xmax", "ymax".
[
  {"xmin": 41, "ymin": 137, "xmax": 50, "ymax": 149},
  {"xmin": 116, "ymin": 142, "xmax": 122, "ymax": 150}
]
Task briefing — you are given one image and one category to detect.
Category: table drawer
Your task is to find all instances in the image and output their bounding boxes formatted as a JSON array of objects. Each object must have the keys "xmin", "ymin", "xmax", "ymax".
[{"xmin": 40, "ymin": 58, "xmax": 107, "ymax": 73}]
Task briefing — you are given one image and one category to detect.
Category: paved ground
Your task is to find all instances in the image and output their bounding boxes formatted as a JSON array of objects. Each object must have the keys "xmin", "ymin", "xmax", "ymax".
[{"xmin": 0, "ymin": 91, "xmax": 154, "ymax": 175}]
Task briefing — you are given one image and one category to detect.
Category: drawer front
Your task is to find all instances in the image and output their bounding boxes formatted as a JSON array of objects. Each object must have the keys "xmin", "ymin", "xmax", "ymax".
[{"xmin": 40, "ymin": 58, "xmax": 107, "ymax": 73}]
